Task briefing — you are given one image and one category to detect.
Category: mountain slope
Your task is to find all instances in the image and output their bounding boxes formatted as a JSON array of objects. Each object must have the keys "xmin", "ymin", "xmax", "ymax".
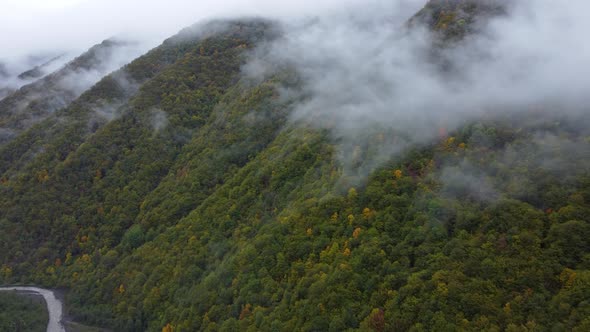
[
  {"xmin": 1, "ymin": 2, "xmax": 590, "ymax": 332},
  {"xmin": 0, "ymin": 62, "xmax": 14, "ymax": 100},
  {"xmin": 17, "ymin": 54, "xmax": 66, "ymax": 81},
  {"xmin": 0, "ymin": 39, "xmax": 143, "ymax": 145},
  {"xmin": 0, "ymin": 19, "xmax": 276, "ymax": 264}
]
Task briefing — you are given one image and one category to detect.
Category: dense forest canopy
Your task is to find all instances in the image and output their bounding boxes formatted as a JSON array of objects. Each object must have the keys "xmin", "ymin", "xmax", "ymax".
[
  {"xmin": 1, "ymin": 0, "xmax": 589, "ymax": 331},
  {"xmin": 0, "ymin": 292, "xmax": 48, "ymax": 331}
]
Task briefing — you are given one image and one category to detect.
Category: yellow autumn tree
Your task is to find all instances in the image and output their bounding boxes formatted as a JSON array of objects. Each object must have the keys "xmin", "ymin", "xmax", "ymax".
[
  {"xmin": 37, "ymin": 170, "xmax": 49, "ymax": 183},
  {"xmin": 330, "ymin": 212, "xmax": 339, "ymax": 223},
  {"xmin": 443, "ymin": 136, "xmax": 456, "ymax": 151},
  {"xmin": 348, "ymin": 187, "xmax": 358, "ymax": 201},
  {"xmin": 559, "ymin": 268, "xmax": 577, "ymax": 289},
  {"xmin": 0, "ymin": 265, "xmax": 12, "ymax": 279},
  {"xmin": 353, "ymin": 227, "xmax": 362, "ymax": 239},
  {"xmin": 239, "ymin": 303, "xmax": 252, "ymax": 320},
  {"xmin": 347, "ymin": 214, "xmax": 355, "ymax": 225},
  {"xmin": 362, "ymin": 208, "xmax": 375, "ymax": 220}
]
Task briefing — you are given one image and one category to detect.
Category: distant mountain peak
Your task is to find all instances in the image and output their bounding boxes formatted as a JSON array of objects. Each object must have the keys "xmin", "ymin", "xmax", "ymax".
[
  {"xmin": 17, "ymin": 54, "xmax": 66, "ymax": 81},
  {"xmin": 409, "ymin": 0, "xmax": 508, "ymax": 41},
  {"xmin": 0, "ymin": 38, "xmax": 146, "ymax": 145}
]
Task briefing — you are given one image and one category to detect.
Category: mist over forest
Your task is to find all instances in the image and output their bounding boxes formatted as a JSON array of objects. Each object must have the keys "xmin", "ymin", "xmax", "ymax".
[{"xmin": 1, "ymin": 1, "xmax": 589, "ymax": 331}]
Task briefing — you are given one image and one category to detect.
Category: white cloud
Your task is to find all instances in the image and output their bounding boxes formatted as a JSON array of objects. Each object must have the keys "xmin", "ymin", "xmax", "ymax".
[
  {"xmin": 5, "ymin": 0, "xmax": 88, "ymax": 10},
  {"xmin": 0, "ymin": 0, "xmax": 420, "ymax": 61},
  {"xmin": 243, "ymin": 0, "xmax": 590, "ymax": 182}
]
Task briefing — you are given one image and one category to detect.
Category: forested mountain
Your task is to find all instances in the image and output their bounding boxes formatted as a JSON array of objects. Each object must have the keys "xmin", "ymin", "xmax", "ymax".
[
  {"xmin": 0, "ymin": 39, "xmax": 144, "ymax": 145},
  {"xmin": 0, "ymin": 54, "xmax": 69, "ymax": 101},
  {"xmin": 1, "ymin": 0, "xmax": 589, "ymax": 331},
  {"xmin": 0, "ymin": 62, "xmax": 14, "ymax": 100},
  {"xmin": 16, "ymin": 54, "xmax": 65, "ymax": 81}
]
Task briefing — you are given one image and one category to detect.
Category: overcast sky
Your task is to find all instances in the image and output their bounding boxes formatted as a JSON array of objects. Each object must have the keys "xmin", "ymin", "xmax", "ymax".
[{"xmin": 0, "ymin": 0, "xmax": 422, "ymax": 61}]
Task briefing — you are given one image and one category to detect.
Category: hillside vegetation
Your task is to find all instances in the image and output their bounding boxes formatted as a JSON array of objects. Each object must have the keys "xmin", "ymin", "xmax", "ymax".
[
  {"xmin": 0, "ymin": 292, "xmax": 48, "ymax": 332},
  {"xmin": 0, "ymin": 1, "xmax": 589, "ymax": 331},
  {"xmin": 0, "ymin": 39, "xmax": 140, "ymax": 145}
]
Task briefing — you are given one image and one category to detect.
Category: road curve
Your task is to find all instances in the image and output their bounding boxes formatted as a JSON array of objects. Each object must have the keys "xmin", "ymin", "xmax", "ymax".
[{"xmin": 0, "ymin": 286, "xmax": 65, "ymax": 332}]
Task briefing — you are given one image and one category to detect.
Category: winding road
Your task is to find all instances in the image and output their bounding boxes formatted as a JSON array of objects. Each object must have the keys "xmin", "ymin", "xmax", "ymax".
[{"xmin": 0, "ymin": 286, "xmax": 65, "ymax": 332}]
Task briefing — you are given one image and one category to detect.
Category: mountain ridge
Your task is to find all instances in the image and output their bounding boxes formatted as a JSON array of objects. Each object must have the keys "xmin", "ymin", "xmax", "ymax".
[
  {"xmin": 0, "ymin": 38, "xmax": 145, "ymax": 146},
  {"xmin": 1, "ymin": 2, "xmax": 590, "ymax": 331}
]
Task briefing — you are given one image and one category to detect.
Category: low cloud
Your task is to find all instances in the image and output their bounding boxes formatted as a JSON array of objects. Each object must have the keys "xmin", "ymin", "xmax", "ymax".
[
  {"xmin": 0, "ymin": 41, "xmax": 146, "ymax": 145},
  {"xmin": 2, "ymin": 0, "xmax": 589, "ymax": 186},
  {"xmin": 244, "ymin": 0, "xmax": 590, "ymax": 181},
  {"xmin": 0, "ymin": 0, "xmax": 409, "ymax": 63},
  {"xmin": 151, "ymin": 109, "xmax": 169, "ymax": 132}
]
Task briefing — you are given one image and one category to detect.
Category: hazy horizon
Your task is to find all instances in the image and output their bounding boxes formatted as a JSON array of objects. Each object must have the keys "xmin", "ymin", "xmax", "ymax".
[{"xmin": 1, "ymin": 0, "xmax": 422, "ymax": 62}]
